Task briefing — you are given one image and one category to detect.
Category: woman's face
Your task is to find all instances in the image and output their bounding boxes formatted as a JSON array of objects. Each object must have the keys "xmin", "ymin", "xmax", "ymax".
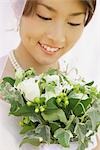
[{"xmin": 20, "ymin": 0, "xmax": 86, "ymax": 65}]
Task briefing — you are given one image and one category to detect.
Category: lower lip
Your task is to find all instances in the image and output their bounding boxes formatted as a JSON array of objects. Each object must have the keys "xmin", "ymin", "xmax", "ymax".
[{"xmin": 38, "ymin": 42, "xmax": 58, "ymax": 55}]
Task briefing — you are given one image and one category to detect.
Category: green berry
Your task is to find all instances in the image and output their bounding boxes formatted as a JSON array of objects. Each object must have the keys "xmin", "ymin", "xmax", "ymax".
[
  {"xmin": 40, "ymin": 106, "xmax": 45, "ymax": 112},
  {"xmin": 56, "ymin": 98, "xmax": 61, "ymax": 104},
  {"xmin": 64, "ymin": 100, "xmax": 69, "ymax": 107},
  {"xmin": 27, "ymin": 101, "xmax": 33, "ymax": 106},
  {"xmin": 19, "ymin": 121, "xmax": 24, "ymax": 126},
  {"xmin": 23, "ymin": 117, "xmax": 29, "ymax": 124},
  {"xmin": 63, "ymin": 93, "xmax": 66, "ymax": 97},
  {"xmin": 63, "ymin": 97, "xmax": 68, "ymax": 102},
  {"xmin": 60, "ymin": 92, "xmax": 64, "ymax": 98},
  {"xmin": 34, "ymin": 97, "xmax": 40, "ymax": 104},
  {"xmin": 35, "ymin": 107, "xmax": 39, "ymax": 113},
  {"xmin": 40, "ymin": 97, "xmax": 45, "ymax": 104}
]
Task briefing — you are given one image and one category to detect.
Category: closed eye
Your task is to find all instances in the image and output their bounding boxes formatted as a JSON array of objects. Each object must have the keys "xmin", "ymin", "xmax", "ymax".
[
  {"xmin": 68, "ymin": 22, "xmax": 81, "ymax": 26},
  {"xmin": 37, "ymin": 14, "xmax": 52, "ymax": 20}
]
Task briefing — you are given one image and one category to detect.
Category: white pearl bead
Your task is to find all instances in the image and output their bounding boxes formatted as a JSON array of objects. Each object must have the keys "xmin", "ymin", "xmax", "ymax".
[{"xmin": 9, "ymin": 50, "xmax": 23, "ymax": 71}]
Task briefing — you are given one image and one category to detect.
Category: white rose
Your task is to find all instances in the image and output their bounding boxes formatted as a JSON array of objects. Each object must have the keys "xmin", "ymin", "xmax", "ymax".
[
  {"xmin": 45, "ymin": 75, "xmax": 60, "ymax": 84},
  {"xmin": 41, "ymin": 84, "xmax": 63, "ymax": 101},
  {"xmin": 17, "ymin": 78, "xmax": 40, "ymax": 101},
  {"xmin": 62, "ymin": 81, "xmax": 72, "ymax": 91},
  {"xmin": 55, "ymin": 85, "xmax": 63, "ymax": 96},
  {"xmin": 41, "ymin": 91, "xmax": 56, "ymax": 101}
]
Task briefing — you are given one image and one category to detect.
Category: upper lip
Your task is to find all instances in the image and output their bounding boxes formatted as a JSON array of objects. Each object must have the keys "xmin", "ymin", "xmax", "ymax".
[{"xmin": 39, "ymin": 42, "xmax": 63, "ymax": 49}]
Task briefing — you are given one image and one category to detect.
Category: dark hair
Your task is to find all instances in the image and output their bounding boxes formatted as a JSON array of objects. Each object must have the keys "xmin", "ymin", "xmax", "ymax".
[
  {"xmin": 23, "ymin": 0, "xmax": 96, "ymax": 26},
  {"xmin": 83, "ymin": 0, "xmax": 96, "ymax": 26}
]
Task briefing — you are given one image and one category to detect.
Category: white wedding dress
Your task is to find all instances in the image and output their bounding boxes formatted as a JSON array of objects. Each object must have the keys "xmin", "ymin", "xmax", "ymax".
[{"xmin": 0, "ymin": 54, "xmax": 98, "ymax": 150}]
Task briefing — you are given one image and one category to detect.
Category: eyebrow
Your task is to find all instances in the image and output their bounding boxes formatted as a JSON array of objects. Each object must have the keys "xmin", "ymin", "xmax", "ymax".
[
  {"xmin": 37, "ymin": 3, "xmax": 56, "ymax": 12},
  {"xmin": 37, "ymin": 3, "xmax": 85, "ymax": 16},
  {"xmin": 70, "ymin": 12, "xmax": 85, "ymax": 17}
]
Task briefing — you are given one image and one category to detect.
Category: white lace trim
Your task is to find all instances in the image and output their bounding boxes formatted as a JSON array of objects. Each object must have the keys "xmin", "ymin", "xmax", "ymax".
[{"xmin": 0, "ymin": 55, "xmax": 9, "ymax": 78}]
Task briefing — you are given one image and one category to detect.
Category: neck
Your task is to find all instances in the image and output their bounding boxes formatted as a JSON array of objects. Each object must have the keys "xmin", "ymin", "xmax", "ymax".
[{"xmin": 14, "ymin": 43, "xmax": 59, "ymax": 74}]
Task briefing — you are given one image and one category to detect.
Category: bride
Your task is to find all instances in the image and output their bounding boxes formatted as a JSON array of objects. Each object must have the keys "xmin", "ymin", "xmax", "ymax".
[{"xmin": 0, "ymin": 0, "xmax": 99, "ymax": 149}]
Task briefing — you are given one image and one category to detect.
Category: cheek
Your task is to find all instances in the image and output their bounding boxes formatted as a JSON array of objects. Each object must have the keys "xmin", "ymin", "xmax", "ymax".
[
  {"xmin": 62, "ymin": 27, "xmax": 84, "ymax": 55},
  {"xmin": 67, "ymin": 27, "xmax": 84, "ymax": 47},
  {"xmin": 20, "ymin": 17, "xmax": 48, "ymax": 42}
]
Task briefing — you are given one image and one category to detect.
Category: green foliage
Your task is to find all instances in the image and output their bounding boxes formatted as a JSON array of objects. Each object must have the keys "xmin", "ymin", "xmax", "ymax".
[
  {"xmin": 54, "ymin": 128, "xmax": 72, "ymax": 147},
  {"xmin": 35, "ymin": 125, "xmax": 50, "ymax": 143},
  {"xmin": 20, "ymin": 136, "xmax": 42, "ymax": 147},
  {"xmin": 3, "ymin": 77, "xmax": 15, "ymax": 86},
  {"xmin": 0, "ymin": 68, "xmax": 100, "ymax": 150},
  {"xmin": 42, "ymin": 108, "xmax": 67, "ymax": 124}
]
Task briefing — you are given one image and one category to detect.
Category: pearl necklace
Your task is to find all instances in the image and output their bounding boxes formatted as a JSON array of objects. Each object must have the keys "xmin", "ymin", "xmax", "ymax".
[
  {"xmin": 9, "ymin": 50, "xmax": 23, "ymax": 71},
  {"xmin": 9, "ymin": 50, "xmax": 61, "ymax": 73}
]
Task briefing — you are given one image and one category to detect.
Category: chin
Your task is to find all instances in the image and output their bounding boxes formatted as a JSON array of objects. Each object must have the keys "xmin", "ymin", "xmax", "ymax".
[{"xmin": 38, "ymin": 59, "xmax": 56, "ymax": 66}]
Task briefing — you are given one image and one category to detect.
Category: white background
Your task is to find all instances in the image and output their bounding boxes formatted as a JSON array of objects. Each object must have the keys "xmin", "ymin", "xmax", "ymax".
[{"xmin": 0, "ymin": 0, "xmax": 100, "ymax": 86}]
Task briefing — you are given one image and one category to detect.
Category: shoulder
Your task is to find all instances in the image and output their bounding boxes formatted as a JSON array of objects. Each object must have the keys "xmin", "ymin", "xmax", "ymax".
[
  {"xmin": 0, "ymin": 55, "xmax": 8, "ymax": 68},
  {"xmin": 0, "ymin": 55, "xmax": 9, "ymax": 78},
  {"xmin": 0, "ymin": 54, "xmax": 15, "ymax": 78},
  {"xmin": 0, "ymin": 55, "xmax": 8, "ymax": 65}
]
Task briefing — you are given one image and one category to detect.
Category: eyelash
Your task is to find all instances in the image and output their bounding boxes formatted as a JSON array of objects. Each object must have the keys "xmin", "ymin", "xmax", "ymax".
[
  {"xmin": 37, "ymin": 14, "xmax": 52, "ymax": 20},
  {"xmin": 68, "ymin": 23, "xmax": 81, "ymax": 26},
  {"xmin": 37, "ymin": 14, "xmax": 81, "ymax": 26}
]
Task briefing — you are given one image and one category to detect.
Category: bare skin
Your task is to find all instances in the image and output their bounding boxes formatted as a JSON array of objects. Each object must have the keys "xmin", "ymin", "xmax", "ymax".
[{"xmin": 14, "ymin": 0, "xmax": 86, "ymax": 74}]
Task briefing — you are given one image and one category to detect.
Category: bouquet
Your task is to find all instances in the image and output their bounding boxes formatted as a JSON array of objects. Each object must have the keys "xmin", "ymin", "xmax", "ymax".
[{"xmin": 0, "ymin": 68, "xmax": 100, "ymax": 150}]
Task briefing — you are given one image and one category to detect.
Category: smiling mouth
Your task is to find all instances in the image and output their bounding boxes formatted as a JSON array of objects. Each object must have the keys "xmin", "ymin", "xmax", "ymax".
[{"xmin": 38, "ymin": 42, "xmax": 60, "ymax": 55}]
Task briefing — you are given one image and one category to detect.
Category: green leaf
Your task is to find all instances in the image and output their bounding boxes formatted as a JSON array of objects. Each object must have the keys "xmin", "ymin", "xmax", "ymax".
[
  {"xmin": 42, "ymin": 108, "xmax": 67, "ymax": 124},
  {"xmin": 20, "ymin": 136, "xmax": 42, "ymax": 147},
  {"xmin": 87, "ymin": 107, "xmax": 100, "ymax": 130},
  {"xmin": 65, "ymin": 115, "xmax": 75, "ymax": 130},
  {"xmin": 24, "ymin": 68, "xmax": 36, "ymax": 78},
  {"xmin": 50, "ymin": 122, "xmax": 61, "ymax": 133},
  {"xmin": 20, "ymin": 125, "xmax": 34, "ymax": 134},
  {"xmin": 10, "ymin": 101, "xmax": 21, "ymax": 114},
  {"xmin": 3, "ymin": 77, "xmax": 15, "ymax": 86},
  {"xmin": 46, "ymin": 97, "xmax": 58, "ymax": 110},
  {"xmin": 11, "ymin": 105, "xmax": 44, "ymax": 123},
  {"xmin": 73, "ymin": 103, "xmax": 85, "ymax": 116},
  {"xmin": 0, "ymin": 81, "xmax": 25, "ymax": 106},
  {"xmin": 11, "ymin": 105, "xmax": 35, "ymax": 116},
  {"xmin": 85, "ymin": 120, "xmax": 92, "ymax": 131},
  {"xmin": 68, "ymin": 93, "xmax": 88, "ymax": 100},
  {"xmin": 77, "ymin": 143, "xmax": 86, "ymax": 150},
  {"xmin": 68, "ymin": 97, "xmax": 92, "ymax": 116},
  {"xmin": 77, "ymin": 137, "xmax": 89, "ymax": 150},
  {"xmin": 81, "ymin": 98, "xmax": 92, "ymax": 109},
  {"xmin": 68, "ymin": 93, "xmax": 88, "ymax": 112},
  {"xmin": 29, "ymin": 116, "xmax": 42, "ymax": 124},
  {"xmin": 68, "ymin": 98, "xmax": 79, "ymax": 110},
  {"xmin": 85, "ymin": 81, "xmax": 94, "ymax": 86},
  {"xmin": 74, "ymin": 123, "xmax": 87, "ymax": 143},
  {"xmin": 35, "ymin": 125, "xmax": 50, "ymax": 143},
  {"xmin": 67, "ymin": 98, "xmax": 82, "ymax": 116},
  {"xmin": 54, "ymin": 128, "xmax": 72, "ymax": 147},
  {"xmin": 46, "ymin": 69, "xmax": 58, "ymax": 75}
]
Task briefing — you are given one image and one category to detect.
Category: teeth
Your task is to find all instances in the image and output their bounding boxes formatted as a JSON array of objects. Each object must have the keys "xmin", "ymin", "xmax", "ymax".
[{"xmin": 41, "ymin": 44, "xmax": 59, "ymax": 52}]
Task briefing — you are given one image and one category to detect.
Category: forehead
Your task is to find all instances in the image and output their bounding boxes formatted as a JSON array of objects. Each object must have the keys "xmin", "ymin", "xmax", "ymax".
[{"xmin": 37, "ymin": 0, "xmax": 86, "ymax": 14}]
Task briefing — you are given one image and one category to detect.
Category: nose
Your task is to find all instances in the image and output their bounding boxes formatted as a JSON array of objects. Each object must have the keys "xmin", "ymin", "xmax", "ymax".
[{"xmin": 46, "ymin": 23, "xmax": 66, "ymax": 48}]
